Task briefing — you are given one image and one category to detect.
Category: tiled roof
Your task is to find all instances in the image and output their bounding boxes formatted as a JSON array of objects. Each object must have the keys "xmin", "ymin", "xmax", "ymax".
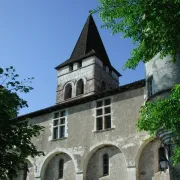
[{"xmin": 55, "ymin": 15, "xmax": 120, "ymax": 76}]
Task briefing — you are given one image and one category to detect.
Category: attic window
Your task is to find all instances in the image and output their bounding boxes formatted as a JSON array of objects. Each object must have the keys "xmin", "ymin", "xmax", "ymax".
[
  {"xmin": 77, "ymin": 61, "xmax": 82, "ymax": 68},
  {"xmin": 69, "ymin": 64, "xmax": 73, "ymax": 72}
]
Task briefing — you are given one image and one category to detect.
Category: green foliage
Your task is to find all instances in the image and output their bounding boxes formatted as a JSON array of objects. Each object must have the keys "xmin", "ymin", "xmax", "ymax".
[
  {"xmin": 137, "ymin": 85, "xmax": 180, "ymax": 163},
  {"xmin": 0, "ymin": 66, "xmax": 44, "ymax": 179},
  {"xmin": 92, "ymin": 0, "xmax": 180, "ymax": 69}
]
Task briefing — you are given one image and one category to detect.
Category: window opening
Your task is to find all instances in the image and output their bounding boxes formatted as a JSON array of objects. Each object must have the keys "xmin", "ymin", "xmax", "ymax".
[
  {"xmin": 103, "ymin": 154, "xmax": 109, "ymax": 176},
  {"xmin": 76, "ymin": 79, "xmax": 84, "ymax": 96},
  {"xmin": 69, "ymin": 64, "xmax": 73, "ymax": 72},
  {"xmin": 77, "ymin": 61, "xmax": 82, "ymax": 68},
  {"xmin": 59, "ymin": 159, "xmax": 64, "ymax": 179},
  {"xmin": 96, "ymin": 98, "xmax": 111, "ymax": 131},
  {"xmin": 147, "ymin": 76, "xmax": 154, "ymax": 97},
  {"xmin": 64, "ymin": 84, "xmax": 72, "ymax": 100},
  {"xmin": 53, "ymin": 110, "xmax": 66, "ymax": 139}
]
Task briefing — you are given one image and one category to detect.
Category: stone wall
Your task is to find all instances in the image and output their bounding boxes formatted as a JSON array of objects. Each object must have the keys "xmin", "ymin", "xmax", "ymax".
[{"xmin": 26, "ymin": 86, "xmax": 146, "ymax": 180}]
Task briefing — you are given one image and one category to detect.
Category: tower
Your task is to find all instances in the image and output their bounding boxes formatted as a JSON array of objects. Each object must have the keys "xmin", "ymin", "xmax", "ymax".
[
  {"xmin": 55, "ymin": 15, "xmax": 121, "ymax": 104},
  {"xmin": 145, "ymin": 54, "xmax": 180, "ymax": 100}
]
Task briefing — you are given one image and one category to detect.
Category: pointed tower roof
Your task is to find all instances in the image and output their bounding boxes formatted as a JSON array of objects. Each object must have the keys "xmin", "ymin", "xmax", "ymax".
[{"xmin": 55, "ymin": 15, "xmax": 120, "ymax": 76}]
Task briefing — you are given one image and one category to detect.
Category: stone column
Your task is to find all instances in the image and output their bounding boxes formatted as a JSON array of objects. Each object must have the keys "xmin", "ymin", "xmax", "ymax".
[
  {"xmin": 76, "ymin": 172, "xmax": 83, "ymax": 180},
  {"xmin": 127, "ymin": 167, "xmax": 136, "ymax": 180}
]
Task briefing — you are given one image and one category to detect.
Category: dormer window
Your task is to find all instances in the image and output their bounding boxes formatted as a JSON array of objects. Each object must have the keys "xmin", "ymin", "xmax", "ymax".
[
  {"xmin": 147, "ymin": 76, "xmax": 154, "ymax": 97},
  {"xmin": 77, "ymin": 61, "xmax": 82, "ymax": 68},
  {"xmin": 69, "ymin": 64, "xmax": 73, "ymax": 72}
]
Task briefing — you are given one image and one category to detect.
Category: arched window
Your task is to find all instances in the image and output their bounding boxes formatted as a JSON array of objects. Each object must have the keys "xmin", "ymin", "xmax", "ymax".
[
  {"xmin": 64, "ymin": 83, "xmax": 72, "ymax": 100},
  {"xmin": 103, "ymin": 154, "xmax": 109, "ymax": 176},
  {"xmin": 76, "ymin": 79, "xmax": 84, "ymax": 96},
  {"xmin": 59, "ymin": 159, "xmax": 64, "ymax": 179},
  {"xmin": 101, "ymin": 81, "xmax": 107, "ymax": 91}
]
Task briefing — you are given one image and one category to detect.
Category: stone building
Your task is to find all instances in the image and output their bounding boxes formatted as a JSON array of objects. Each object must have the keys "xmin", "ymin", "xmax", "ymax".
[{"xmin": 15, "ymin": 15, "xmax": 180, "ymax": 180}]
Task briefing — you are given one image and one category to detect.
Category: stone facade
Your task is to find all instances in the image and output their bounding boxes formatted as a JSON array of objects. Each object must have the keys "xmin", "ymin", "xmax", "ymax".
[{"xmin": 14, "ymin": 15, "xmax": 180, "ymax": 180}]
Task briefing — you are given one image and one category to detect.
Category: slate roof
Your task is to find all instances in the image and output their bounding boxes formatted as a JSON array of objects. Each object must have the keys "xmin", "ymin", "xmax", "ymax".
[
  {"xmin": 55, "ymin": 15, "xmax": 121, "ymax": 76},
  {"xmin": 14, "ymin": 79, "xmax": 145, "ymax": 121}
]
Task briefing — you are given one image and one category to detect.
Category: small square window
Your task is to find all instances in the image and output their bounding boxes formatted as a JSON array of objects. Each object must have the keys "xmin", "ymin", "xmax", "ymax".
[
  {"xmin": 105, "ymin": 107, "xmax": 111, "ymax": 114},
  {"xmin": 97, "ymin": 101, "xmax": 103, "ymax": 108},
  {"xmin": 54, "ymin": 112, "xmax": 59, "ymax": 119},
  {"xmin": 54, "ymin": 120, "xmax": 59, "ymax": 126},
  {"xmin": 60, "ymin": 118, "xmax": 65, "ymax": 124},
  {"xmin": 61, "ymin": 111, "xmax": 66, "ymax": 117},
  {"xmin": 69, "ymin": 64, "xmax": 73, "ymax": 72},
  {"xmin": 96, "ymin": 109, "xmax": 103, "ymax": 116},
  {"xmin": 77, "ymin": 61, "xmax": 82, "ymax": 68},
  {"xmin": 104, "ymin": 99, "xmax": 111, "ymax": 106}
]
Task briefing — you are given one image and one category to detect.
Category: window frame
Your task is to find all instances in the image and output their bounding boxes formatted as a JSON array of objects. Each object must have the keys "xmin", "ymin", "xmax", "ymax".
[
  {"xmin": 95, "ymin": 98, "xmax": 112, "ymax": 131},
  {"xmin": 52, "ymin": 110, "xmax": 67, "ymax": 140}
]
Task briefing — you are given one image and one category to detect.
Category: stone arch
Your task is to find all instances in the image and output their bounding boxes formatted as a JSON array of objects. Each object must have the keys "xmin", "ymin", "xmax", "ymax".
[
  {"xmin": 136, "ymin": 138, "xmax": 161, "ymax": 180},
  {"xmin": 64, "ymin": 83, "xmax": 73, "ymax": 99},
  {"xmin": 39, "ymin": 148, "xmax": 78, "ymax": 179},
  {"xmin": 83, "ymin": 142, "xmax": 128, "ymax": 180}
]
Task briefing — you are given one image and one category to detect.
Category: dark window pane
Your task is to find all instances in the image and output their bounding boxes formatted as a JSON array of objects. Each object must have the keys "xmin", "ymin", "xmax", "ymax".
[
  {"xmin": 54, "ymin": 112, "xmax": 59, "ymax": 119},
  {"xmin": 96, "ymin": 117, "xmax": 103, "ymax": 130},
  {"xmin": 54, "ymin": 120, "xmax": 59, "ymax": 126},
  {"xmin": 60, "ymin": 111, "xmax": 66, "ymax": 117},
  {"xmin": 103, "ymin": 154, "xmax": 109, "ymax": 176},
  {"xmin": 60, "ymin": 118, "xmax": 65, "ymax": 124},
  {"xmin": 104, "ymin": 99, "xmax": 111, "ymax": 106},
  {"xmin": 148, "ymin": 77, "xmax": 153, "ymax": 96},
  {"xmin": 59, "ymin": 159, "xmax": 64, "ymax": 179},
  {"xmin": 53, "ymin": 127, "xmax": 58, "ymax": 139},
  {"xmin": 76, "ymin": 79, "xmax": 84, "ymax": 96},
  {"xmin": 60, "ymin": 126, "xmax": 65, "ymax": 138},
  {"xmin": 105, "ymin": 107, "xmax": 111, "ymax": 114},
  {"xmin": 77, "ymin": 61, "xmax": 82, "ymax": 68},
  {"xmin": 64, "ymin": 84, "xmax": 72, "ymax": 100},
  {"xmin": 97, "ymin": 101, "xmax": 103, "ymax": 108},
  {"xmin": 105, "ymin": 116, "xmax": 111, "ymax": 129},
  {"xmin": 69, "ymin": 64, "xmax": 73, "ymax": 71},
  {"xmin": 96, "ymin": 109, "xmax": 103, "ymax": 116}
]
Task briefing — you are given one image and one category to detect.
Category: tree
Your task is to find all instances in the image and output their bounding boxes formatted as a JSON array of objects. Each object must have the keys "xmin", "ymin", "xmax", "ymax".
[
  {"xmin": 92, "ymin": 0, "xmax": 180, "ymax": 69},
  {"xmin": 93, "ymin": 0, "xmax": 180, "ymax": 163},
  {"xmin": 0, "ymin": 66, "xmax": 44, "ymax": 179},
  {"xmin": 137, "ymin": 84, "xmax": 180, "ymax": 164}
]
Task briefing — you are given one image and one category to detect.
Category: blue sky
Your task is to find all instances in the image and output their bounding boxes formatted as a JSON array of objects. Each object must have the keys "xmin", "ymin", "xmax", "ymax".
[{"xmin": 0, "ymin": 0, "xmax": 144, "ymax": 115}]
